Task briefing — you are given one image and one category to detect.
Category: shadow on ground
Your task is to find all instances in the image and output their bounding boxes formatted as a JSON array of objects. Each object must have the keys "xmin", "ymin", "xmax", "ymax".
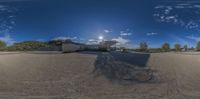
[
  {"xmin": 110, "ymin": 52, "xmax": 150, "ymax": 67},
  {"xmin": 83, "ymin": 51, "xmax": 155, "ymax": 83}
]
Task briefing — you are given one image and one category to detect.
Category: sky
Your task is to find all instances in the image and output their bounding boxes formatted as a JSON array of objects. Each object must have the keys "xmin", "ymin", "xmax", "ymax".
[{"xmin": 0, "ymin": 0, "xmax": 200, "ymax": 48}]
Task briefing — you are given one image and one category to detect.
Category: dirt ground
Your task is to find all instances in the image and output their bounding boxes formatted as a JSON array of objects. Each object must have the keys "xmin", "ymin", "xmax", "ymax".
[{"xmin": 0, "ymin": 51, "xmax": 200, "ymax": 99}]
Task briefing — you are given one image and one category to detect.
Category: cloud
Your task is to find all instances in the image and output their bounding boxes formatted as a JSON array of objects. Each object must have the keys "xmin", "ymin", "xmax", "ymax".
[
  {"xmin": 186, "ymin": 35, "xmax": 200, "ymax": 41},
  {"xmin": 0, "ymin": 5, "xmax": 18, "ymax": 34},
  {"xmin": 186, "ymin": 21, "xmax": 199, "ymax": 29},
  {"xmin": 0, "ymin": 0, "xmax": 31, "ymax": 2},
  {"xmin": 104, "ymin": 29, "xmax": 111, "ymax": 33},
  {"xmin": 147, "ymin": 32, "xmax": 158, "ymax": 36},
  {"xmin": 0, "ymin": 34, "xmax": 16, "ymax": 46},
  {"xmin": 112, "ymin": 37, "xmax": 129, "ymax": 45},
  {"xmin": 53, "ymin": 36, "xmax": 77, "ymax": 41},
  {"xmin": 0, "ymin": 5, "xmax": 17, "ymax": 12},
  {"xmin": 153, "ymin": 1, "xmax": 200, "ymax": 32},
  {"xmin": 194, "ymin": 5, "xmax": 200, "ymax": 8},
  {"xmin": 79, "ymin": 38, "xmax": 85, "ymax": 41},
  {"xmin": 86, "ymin": 36, "xmax": 130, "ymax": 46},
  {"xmin": 159, "ymin": 0, "xmax": 200, "ymax": 3},
  {"xmin": 87, "ymin": 39, "xmax": 101, "ymax": 45},
  {"xmin": 88, "ymin": 39, "xmax": 96, "ymax": 42},
  {"xmin": 120, "ymin": 31, "xmax": 132, "ymax": 36}
]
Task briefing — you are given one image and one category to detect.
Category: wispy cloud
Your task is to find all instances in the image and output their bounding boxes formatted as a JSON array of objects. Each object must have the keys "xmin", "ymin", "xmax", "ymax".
[
  {"xmin": 112, "ymin": 37, "xmax": 129, "ymax": 45},
  {"xmin": 0, "ymin": 0, "xmax": 31, "ymax": 2},
  {"xmin": 87, "ymin": 39, "xmax": 101, "ymax": 45},
  {"xmin": 147, "ymin": 32, "xmax": 158, "ymax": 36},
  {"xmin": 0, "ymin": 4, "xmax": 18, "ymax": 34},
  {"xmin": 86, "ymin": 36, "xmax": 130, "ymax": 46},
  {"xmin": 104, "ymin": 29, "xmax": 111, "ymax": 33},
  {"xmin": 53, "ymin": 36, "xmax": 77, "ymax": 41},
  {"xmin": 0, "ymin": 34, "xmax": 16, "ymax": 46},
  {"xmin": 160, "ymin": 0, "xmax": 200, "ymax": 3},
  {"xmin": 186, "ymin": 35, "xmax": 200, "ymax": 41},
  {"xmin": 153, "ymin": 1, "xmax": 200, "ymax": 32},
  {"xmin": 120, "ymin": 31, "xmax": 132, "ymax": 36}
]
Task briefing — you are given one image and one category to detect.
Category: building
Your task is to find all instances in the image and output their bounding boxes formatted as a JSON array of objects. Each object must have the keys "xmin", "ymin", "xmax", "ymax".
[
  {"xmin": 62, "ymin": 40, "xmax": 117, "ymax": 52},
  {"xmin": 85, "ymin": 44, "xmax": 101, "ymax": 51}
]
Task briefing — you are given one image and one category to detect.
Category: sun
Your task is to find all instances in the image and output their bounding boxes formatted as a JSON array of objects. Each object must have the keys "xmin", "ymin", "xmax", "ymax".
[{"xmin": 98, "ymin": 36, "xmax": 103, "ymax": 40}]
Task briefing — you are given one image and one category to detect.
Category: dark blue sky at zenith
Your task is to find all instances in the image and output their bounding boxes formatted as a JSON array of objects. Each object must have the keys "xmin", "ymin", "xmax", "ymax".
[{"xmin": 0, "ymin": 0, "xmax": 200, "ymax": 48}]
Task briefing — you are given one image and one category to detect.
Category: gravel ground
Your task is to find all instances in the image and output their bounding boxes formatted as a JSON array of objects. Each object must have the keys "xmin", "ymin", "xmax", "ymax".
[{"xmin": 0, "ymin": 51, "xmax": 200, "ymax": 99}]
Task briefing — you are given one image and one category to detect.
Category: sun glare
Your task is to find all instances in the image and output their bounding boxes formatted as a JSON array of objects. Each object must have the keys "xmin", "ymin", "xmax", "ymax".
[{"xmin": 98, "ymin": 36, "xmax": 103, "ymax": 40}]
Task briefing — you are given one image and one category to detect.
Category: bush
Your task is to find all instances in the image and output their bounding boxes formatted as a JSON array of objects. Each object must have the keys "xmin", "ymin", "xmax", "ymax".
[
  {"xmin": 0, "ymin": 40, "xmax": 6, "ymax": 47},
  {"xmin": 183, "ymin": 45, "xmax": 188, "ymax": 51},
  {"xmin": 174, "ymin": 44, "xmax": 181, "ymax": 51},
  {"xmin": 7, "ymin": 41, "xmax": 48, "ymax": 51},
  {"xmin": 162, "ymin": 43, "xmax": 170, "ymax": 52},
  {"xmin": 196, "ymin": 41, "xmax": 200, "ymax": 51},
  {"xmin": 139, "ymin": 42, "xmax": 148, "ymax": 52},
  {"xmin": 0, "ymin": 40, "xmax": 6, "ymax": 50},
  {"xmin": 48, "ymin": 39, "xmax": 72, "ymax": 46}
]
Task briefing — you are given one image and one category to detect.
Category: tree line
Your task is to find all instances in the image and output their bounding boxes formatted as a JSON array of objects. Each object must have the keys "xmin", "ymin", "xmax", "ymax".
[
  {"xmin": 1, "ymin": 39, "xmax": 200, "ymax": 52},
  {"xmin": 137, "ymin": 41, "xmax": 199, "ymax": 52},
  {"xmin": 0, "ymin": 39, "xmax": 72, "ymax": 51}
]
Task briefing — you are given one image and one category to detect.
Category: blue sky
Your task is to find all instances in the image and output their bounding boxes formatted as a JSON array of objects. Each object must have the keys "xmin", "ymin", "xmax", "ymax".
[{"xmin": 0, "ymin": 0, "xmax": 200, "ymax": 48}]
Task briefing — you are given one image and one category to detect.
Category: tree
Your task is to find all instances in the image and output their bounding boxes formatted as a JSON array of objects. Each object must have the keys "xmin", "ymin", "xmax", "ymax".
[
  {"xmin": 174, "ymin": 44, "xmax": 181, "ymax": 51},
  {"xmin": 0, "ymin": 40, "xmax": 6, "ymax": 49},
  {"xmin": 162, "ymin": 43, "xmax": 170, "ymax": 52},
  {"xmin": 140, "ymin": 42, "xmax": 148, "ymax": 52},
  {"xmin": 48, "ymin": 39, "xmax": 72, "ymax": 46},
  {"xmin": 183, "ymin": 45, "xmax": 188, "ymax": 51},
  {"xmin": 196, "ymin": 41, "xmax": 200, "ymax": 51},
  {"xmin": 8, "ymin": 41, "xmax": 48, "ymax": 51}
]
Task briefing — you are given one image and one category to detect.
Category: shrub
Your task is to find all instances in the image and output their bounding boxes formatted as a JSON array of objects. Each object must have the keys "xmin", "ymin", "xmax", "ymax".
[
  {"xmin": 0, "ymin": 40, "xmax": 6, "ymax": 50},
  {"xmin": 140, "ymin": 42, "xmax": 148, "ymax": 52},
  {"xmin": 183, "ymin": 45, "xmax": 188, "ymax": 51},
  {"xmin": 196, "ymin": 41, "xmax": 200, "ymax": 51},
  {"xmin": 7, "ymin": 41, "xmax": 48, "ymax": 51},
  {"xmin": 162, "ymin": 43, "xmax": 170, "ymax": 52},
  {"xmin": 174, "ymin": 44, "xmax": 181, "ymax": 51},
  {"xmin": 48, "ymin": 39, "xmax": 72, "ymax": 46}
]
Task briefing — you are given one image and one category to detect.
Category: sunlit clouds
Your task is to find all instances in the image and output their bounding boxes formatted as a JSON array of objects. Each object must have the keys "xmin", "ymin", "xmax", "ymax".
[
  {"xmin": 112, "ymin": 37, "xmax": 129, "ymax": 45},
  {"xmin": 0, "ymin": 34, "xmax": 15, "ymax": 45},
  {"xmin": 186, "ymin": 35, "xmax": 200, "ymax": 42}
]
